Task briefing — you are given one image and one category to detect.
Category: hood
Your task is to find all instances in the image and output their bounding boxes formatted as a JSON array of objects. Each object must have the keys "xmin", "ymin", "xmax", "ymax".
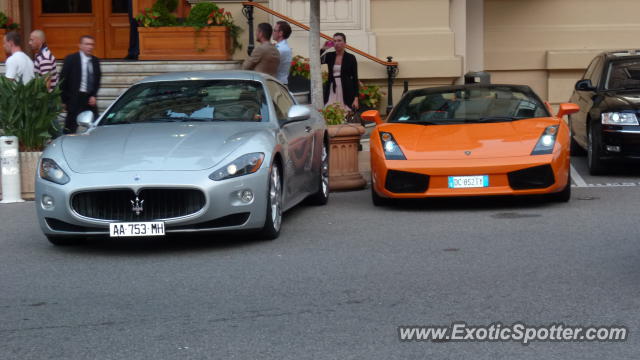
[
  {"xmin": 62, "ymin": 122, "xmax": 271, "ymax": 173},
  {"xmin": 601, "ymin": 92, "xmax": 640, "ymax": 111},
  {"xmin": 377, "ymin": 119, "xmax": 557, "ymax": 160}
]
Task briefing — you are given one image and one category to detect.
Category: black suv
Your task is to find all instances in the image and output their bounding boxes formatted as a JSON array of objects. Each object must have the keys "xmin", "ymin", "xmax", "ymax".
[{"xmin": 569, "ymin": 50, "xmax": 640, "ymax": 174}]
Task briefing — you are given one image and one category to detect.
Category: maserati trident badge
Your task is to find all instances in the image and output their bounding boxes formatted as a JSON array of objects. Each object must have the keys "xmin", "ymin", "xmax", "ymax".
[{"xmin": 131, "ymin": 197, "xmax": 144, "ymax": 215}]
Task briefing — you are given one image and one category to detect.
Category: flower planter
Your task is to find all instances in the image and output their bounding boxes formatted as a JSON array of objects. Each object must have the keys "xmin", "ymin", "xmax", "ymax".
[
  {"xmin": 0, "ymin": 151, "xmax": 41, "ymax": 201},
  {"xmin": 138, "ymin": 26, "xmax": 232, "ymax": 60},
  {"xmin": 328, "ymin": 124, "xmax": 366, "ymax": 191},
  {"xmin": 0, "ymin": 29, "xmax": 5, "ymax": 63}
]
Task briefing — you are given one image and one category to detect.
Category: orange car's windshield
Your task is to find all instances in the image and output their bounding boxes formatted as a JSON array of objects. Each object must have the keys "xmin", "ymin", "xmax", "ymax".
[{"xmin": 389, "ymin": 86, "xmax": 550, "ymax": 124}]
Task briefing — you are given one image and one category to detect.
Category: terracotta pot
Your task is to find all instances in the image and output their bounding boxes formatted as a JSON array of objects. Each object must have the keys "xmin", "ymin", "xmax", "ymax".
[
  {"xmin": 0, "ymin": 29, "xmax": 5, "ymax": 63},
  {"xmin": 19, "ymin": 151, "xmax": 41, "ymax": 200},
  {"xmin": 328, "ymin": 124, "xmax": 366, "ymax": 191},
  {"xmin": 138, "ymin": 26, "xmax": 232, "ymax": 61}
]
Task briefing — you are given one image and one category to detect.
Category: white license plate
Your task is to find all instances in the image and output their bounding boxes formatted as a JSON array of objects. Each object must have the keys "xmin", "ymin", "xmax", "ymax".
[
  {"xmin": 448, "ymin": 175, "xmax": 490, "ymax": 189},
  {"xmin": 109, "ymin": 222, "xmax": 165, "ymax": 237}
]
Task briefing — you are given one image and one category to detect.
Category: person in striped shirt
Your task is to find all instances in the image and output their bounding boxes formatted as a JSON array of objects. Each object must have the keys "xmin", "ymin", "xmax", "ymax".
[{"xmin": 29, "ymin": 30, "xmax": 58, "ymax": 91}]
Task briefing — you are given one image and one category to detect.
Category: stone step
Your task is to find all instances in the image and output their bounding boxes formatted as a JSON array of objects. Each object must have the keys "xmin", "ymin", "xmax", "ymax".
[{"xmin": 0, "ymin": 59, "xmax": 244, "ymax": 113}]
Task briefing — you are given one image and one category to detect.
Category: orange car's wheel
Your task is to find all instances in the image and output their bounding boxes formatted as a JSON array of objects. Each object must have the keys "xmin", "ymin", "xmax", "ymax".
[
  {"xmin": 550, "ymin": 172, "xmax": 571, "ymax": 203},
  {"xmin": 371, "ymin": 181, "xmax": 391, "ymax": 206}
]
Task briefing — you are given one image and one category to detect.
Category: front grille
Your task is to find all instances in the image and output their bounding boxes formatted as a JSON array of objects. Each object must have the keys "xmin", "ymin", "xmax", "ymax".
[
  {"xmin": 384, "ymin": 170, "xmax": 430, "ymax": 193},
  {"xmin": 508, "ymin": 165, "xmax": 555, "ymax": 190},
  {"xmin": 71, "ymin": 188, "xmax": 206, "ymax": 221}
]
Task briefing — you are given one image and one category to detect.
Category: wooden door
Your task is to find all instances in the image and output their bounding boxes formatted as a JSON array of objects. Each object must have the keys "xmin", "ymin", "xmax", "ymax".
[
  {"xmin": 32, "ymin": 0, "xmax": 130, "ymax": 59},
  {"xmin": 33, "ymin": 0, "xmax": 106, "ymax": 58},
  {"xmin": 103, "ymin": 0, "xmax": 129, "ymax": 58}
]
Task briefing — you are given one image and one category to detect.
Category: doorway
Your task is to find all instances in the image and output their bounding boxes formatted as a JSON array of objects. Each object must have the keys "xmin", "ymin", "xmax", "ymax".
[{"xmin": 32, "ymin": 0, "xmax": 129, "ymax": 59}]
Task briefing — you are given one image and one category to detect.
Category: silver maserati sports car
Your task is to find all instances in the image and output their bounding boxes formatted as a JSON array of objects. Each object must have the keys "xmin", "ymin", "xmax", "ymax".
[{"xmin": 36, "ymin": 71, "xmax": 329, "ymax": 245}]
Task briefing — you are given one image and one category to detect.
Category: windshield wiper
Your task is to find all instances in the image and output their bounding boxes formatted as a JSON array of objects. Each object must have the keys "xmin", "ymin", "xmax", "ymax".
[{"xmin": 474, "ymin": 116, "xmax": 521, "ymax": 123}]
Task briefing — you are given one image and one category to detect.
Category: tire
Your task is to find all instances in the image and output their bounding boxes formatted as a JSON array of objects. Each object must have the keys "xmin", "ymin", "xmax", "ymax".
[
  {"xmin": 46, "ymin": 235, "xmax": 84, "ymax": 246},
  {"xmin": 371, "ymin": 182, "xmax": 390, "ymax": 206},
  {"xmin": 550, "ymin": 172, "xmax": 571, "ymax": 202},
  {"xmin": 569, "ymin": 116, "xmax": 586, "ymax": 156},
  {"xmin": 587, "ymin": 123, "xmax": 607, "ymax": 175},
  {"xmin": 306, "ymin": 142, "xmax": 329, "ymax": 205},
  {"xmin": 259, "ymin": 162, "xmax": 283, "ymax": 240}
]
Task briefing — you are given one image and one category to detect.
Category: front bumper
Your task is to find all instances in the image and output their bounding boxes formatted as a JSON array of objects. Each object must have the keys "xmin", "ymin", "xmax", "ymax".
[
  {"xmin": 602, "ymin": 126, "xmax": 640, "ymax": 158},
  {"xmin": 35, "ymin": 167, "xmax": 270, "ymax": 237},
  {"xmin": 371, "ymin": 153, "xmax": 570, "ymax": 199}
]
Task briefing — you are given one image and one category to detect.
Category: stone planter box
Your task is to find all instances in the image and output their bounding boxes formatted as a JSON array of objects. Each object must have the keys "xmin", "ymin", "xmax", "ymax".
[
  {"xmin": 0, "ymin": 151, "xmax": 41, "ymax": 201},
  {"xmin": 138, "ymin": 26, "xmax": 232, "ymax": 61},
  {"xmin": 328, "ymin": 124, "xmax": 366, "ymax": 191}
]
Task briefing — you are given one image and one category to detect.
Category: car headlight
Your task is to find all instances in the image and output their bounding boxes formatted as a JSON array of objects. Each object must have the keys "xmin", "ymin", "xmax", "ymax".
[
  {"xmin": 209, "ymin": 153, "xmax": 265, "ymax": 181},
  {"xmin": 601, "ymin": 112, "xmax": 639, "ymax": 125},
  {"xmin": 380, "ymin": 132, "xmax": 406, "ymax": 160},
  {"xmin": 531, "ymin": 125, "xmax": 559, "ymax": 155},
  {"xmin": 39, "ymin": 158, "xmax": 70, "ymax": 185}
]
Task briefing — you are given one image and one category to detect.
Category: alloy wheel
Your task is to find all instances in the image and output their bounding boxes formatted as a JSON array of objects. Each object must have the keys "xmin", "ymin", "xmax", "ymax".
[{"xmin": 269, "ymin": 167, "xmax": 282, "ymax": 232}]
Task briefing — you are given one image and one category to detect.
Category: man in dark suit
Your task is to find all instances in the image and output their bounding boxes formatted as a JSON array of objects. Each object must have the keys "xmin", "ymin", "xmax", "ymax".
[{"xmin": 60, "ymin": 35, "xmax": 102, "ymax": 134}]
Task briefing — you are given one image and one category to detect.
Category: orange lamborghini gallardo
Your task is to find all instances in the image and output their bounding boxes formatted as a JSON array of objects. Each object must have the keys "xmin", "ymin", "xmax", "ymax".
[{"xmin": 362, "ymin": 84, "xmax": 580, "ymax": 205}]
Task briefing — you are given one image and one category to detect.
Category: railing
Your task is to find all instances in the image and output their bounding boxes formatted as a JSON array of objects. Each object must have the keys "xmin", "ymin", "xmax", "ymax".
[{"xmin": 241, "ymin": 1, "xmax": 399, "ymax": 114}]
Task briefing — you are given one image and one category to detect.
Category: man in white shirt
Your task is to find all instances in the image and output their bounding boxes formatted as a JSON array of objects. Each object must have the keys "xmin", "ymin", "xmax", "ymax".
[
  {"xmin": 272, "ymin": 21, "xmax": 293, "ymax": 86},
  {"xmin": 3, "ymin": 31, "xmax": 35, "ymax": 84}
]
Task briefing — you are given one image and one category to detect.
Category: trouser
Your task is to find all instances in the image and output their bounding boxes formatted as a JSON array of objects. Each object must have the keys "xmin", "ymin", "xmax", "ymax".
[
  {"xmin": 127, "ymin": 0, "xmax": 139, "ymax": 58},
  {"xmin": 64, "ymin": 92, "xmax": 97, "ymax": 134}
]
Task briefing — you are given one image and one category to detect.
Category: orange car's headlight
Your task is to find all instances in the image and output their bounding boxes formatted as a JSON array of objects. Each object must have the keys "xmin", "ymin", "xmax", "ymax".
[
  {"xmin": 380, "ymin": 132, "xmax": 406, "ymax": 160},
  {"xmin": 531, "ymin": 125, "xmax": 559, "ymax": 155}
]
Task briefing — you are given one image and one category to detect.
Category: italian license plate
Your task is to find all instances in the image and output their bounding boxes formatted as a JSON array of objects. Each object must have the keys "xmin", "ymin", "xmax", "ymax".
[
  {"xmin": 109, "ymin": 222, "xmax": 165, "ymax": 237},
  {"xmin": 448, "ymin": 175, "xmax": 490, "ymax": 189}
]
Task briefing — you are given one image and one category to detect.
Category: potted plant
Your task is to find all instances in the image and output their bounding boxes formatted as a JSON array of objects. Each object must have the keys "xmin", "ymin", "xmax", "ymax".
[
  {"xmin": 0, "ymin": 11, "xmax": 19, "ymax": 62},
  {"xmin": 0, "ymin": 76, "xmax": 62, "ymax": 199},
  {"xmin": 288, "ymin": 55, "xmax": 310, "ymax": 91},
  {"xmin": 357, "ymin": 81, "xmax": 385, "ymax": 124},
  {"xmin": 321, "ymin": 103, "xmax": 366, "ymax": 191},
  {"xmin": 137, "ymin": 1, "xmax": 242, "ymax": 60}
]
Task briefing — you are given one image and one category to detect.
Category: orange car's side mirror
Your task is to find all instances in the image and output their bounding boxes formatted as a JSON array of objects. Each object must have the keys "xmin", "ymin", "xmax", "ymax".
[
  {"xmin": 361, "ymin": 110, "xmax": 383, "ymax": 125},
  {"xmin": 556, "ymin": 103, "xmax": 580, "ymax": 118}
]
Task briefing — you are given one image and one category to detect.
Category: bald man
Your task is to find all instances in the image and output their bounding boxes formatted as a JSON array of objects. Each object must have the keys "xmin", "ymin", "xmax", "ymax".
[{"xmin": 29, "ymin": 29, "xmax": 58, "ymax": 91}]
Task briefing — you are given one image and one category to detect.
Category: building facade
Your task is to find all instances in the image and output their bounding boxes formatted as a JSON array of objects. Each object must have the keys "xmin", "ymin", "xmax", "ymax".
[{"xmin": 2, "ymin": 0, "xmax": 640, "ymax": 107}]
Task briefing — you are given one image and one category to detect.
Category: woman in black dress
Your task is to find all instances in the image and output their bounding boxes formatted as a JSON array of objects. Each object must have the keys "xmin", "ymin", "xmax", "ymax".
[{"xmin": 321, "ymin": 33, "xmax": 359, "ymax": 111}]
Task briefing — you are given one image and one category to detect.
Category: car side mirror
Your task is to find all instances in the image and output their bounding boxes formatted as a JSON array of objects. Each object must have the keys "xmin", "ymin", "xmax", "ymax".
[
  {"xmin": 556, "ymin": 103, "xmax": 580, "ymax": 118},
  {"xmin": 286, "ymin": 105, "xmax": 311, "ymax": 122},
  {"xmin": 361, "ymin": 110, "xmax": 383, "ymax": 125},
  {"xmin": 76, "ymin": 111, "xmax": 95, "ymax": 128},
  {"xmin": 575, "ymin": 79, "xmax": 596, "ymax": 92}
]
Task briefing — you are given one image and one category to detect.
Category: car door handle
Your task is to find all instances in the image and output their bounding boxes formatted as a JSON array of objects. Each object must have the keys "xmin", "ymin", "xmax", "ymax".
[{"xmin": 305, "ymin": 126, "xmax": 312, "ymax": 133}]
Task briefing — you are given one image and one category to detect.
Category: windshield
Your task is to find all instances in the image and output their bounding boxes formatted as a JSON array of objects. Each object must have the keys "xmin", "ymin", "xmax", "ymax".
[
  {"xmin": 100, "ymin": 80, "xmax": 269, "ymax": 125},
  {"xmin": 388, "ymin": 86, "xmax": 550, "ymax": 124},
  {"xmin": 605, "ymin": 59, "xmax": 640, "ymax": 90}
]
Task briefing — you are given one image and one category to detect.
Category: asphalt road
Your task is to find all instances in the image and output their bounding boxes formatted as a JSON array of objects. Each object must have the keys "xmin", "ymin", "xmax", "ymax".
[{"xmin": 2, "ymin": 156, "xmax": 640, "ymax": 359}]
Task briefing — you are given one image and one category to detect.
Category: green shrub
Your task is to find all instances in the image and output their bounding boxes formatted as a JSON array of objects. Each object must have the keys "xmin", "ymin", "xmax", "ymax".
[{"xmin": 0, "ymin": 76, "xmax": 62, "ymax": 151}]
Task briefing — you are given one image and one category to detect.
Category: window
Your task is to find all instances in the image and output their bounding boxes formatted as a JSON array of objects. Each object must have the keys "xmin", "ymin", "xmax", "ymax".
[
  {"xmin": 112, "ymin": 0, "xmax": 128, "ymax": 14},
  {"xmin": 267, "ymin": 81, "xmax": 295, "ymax": 122},
  {"xmin": 389, "ymin": 86, "xmax": 550, "ymax": 124},
  {"xmin": 604, "ymin": 59, "xmax": 640, "ymax": 90},
  {"xmin": 42, "ymin": 0, "xmax": 92, "ymax": 13},
  {"xmin": 101, "ymin": 80, "xmax": 268, "ymax": 125}
]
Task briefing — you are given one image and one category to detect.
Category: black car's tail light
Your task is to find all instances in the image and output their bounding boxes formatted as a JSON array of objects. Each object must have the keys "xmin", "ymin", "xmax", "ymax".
[
  {"xmin": 508, "ymin": 165, "xmax": 555, "ymax": 190},
  {"xmin": 384, "ymin": 170, "xmax": 430, "ymax": 193}
]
